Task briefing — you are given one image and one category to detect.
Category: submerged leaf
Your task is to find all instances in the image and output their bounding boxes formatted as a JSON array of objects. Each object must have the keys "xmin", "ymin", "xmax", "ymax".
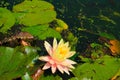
[
  {"xmin": 99, "ymin": 15, "xmax": 116, "ymax": 25},
  {"xmin": 113, "ymin": 11, "xmax": 120, "ymax": 17},
  {"xmin": 98, "ymin": 32, "xmax": 115, "ymax": 39}
]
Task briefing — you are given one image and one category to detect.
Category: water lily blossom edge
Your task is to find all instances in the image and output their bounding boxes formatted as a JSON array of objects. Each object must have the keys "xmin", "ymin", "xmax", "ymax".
[{"xmin": 39, "ymin": 38, "xmax": 77, "ymax": 75}]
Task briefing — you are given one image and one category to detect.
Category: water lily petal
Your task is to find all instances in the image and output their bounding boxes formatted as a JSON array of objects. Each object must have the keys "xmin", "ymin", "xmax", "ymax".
[
  {"xmin": 68, "ymin": 64, "xmax": 75, "ymax": 69},
  {"xmin": 63, "ymin": 67, "xmax": 70, "ymax": 75},
  {"xmin": 62, "ymin": 59, "xmax": 77, "ymax": 65},
  {"xmin": 64, "ymin": 42, "xmax": 69, "ymax": 47},
  {"xmin": 69, "ymin": 69, "xmax": 72, "ymax": 71},
  {"xmin": 66, "ymin": 51, "xmax": 76, "ymax": 58},
  {"xmin": 51, "ymin": 64, "xmax": 57, "ymax": 73},
  {"xmin": 42, "ymin": 63, "xmax": 51, "ymax": 70},
  {"xmin": 57, "ymin": 64, "xmax": 64, "ymax": 74},
  {"xmin": 53, "ymin": 38, "xmax": 57, "ymax": 51},
  {"xmin": 39, "ymin": 56, "xmax": 50, "ymax": 62},
  {"xmin": 49, "ymin": 58, "xmax": 55, "ymax": 64},
  {"xmin": 44, "ymin": 41, "xmax": 53, "ymax": 56},
  {"xmin": 58, "ymin": 39, "xmax": 64, "ymax": 46}
]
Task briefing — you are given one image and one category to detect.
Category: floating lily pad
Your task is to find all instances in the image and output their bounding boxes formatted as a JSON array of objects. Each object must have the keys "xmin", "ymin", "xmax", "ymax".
[
  {"xmin": 40, "ymin": 74, "xmax": 62, "ymax": 80},
  {"xmin": 22, "ymin": 24, "xmax": 61, "ymax": 40},
  {"xmin": 0, "ymin": 8, "xmax": 15, "ymax": 33},
  {"xmin": 0, "ymin": 46, "xmax": 37, "ymax": 79},
  {"xmin": 13, "ymin": 0, "xmax": 56, "ymax": 26},
  {"xmin": 73, "ymin": 55, "xmax": 120, "ymax": 80}
]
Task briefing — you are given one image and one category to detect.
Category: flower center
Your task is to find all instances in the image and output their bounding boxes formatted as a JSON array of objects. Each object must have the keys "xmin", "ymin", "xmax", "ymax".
[
  {"xmin": 59, "ymin": 47, "xmax": 68, "ymax": 55},
  {"xmin": 52, "ymin": 46, "xmax": 69, "ymax": 62}
]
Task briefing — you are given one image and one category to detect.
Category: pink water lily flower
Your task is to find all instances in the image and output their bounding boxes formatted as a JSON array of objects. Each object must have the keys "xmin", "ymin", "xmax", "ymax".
[{"xmin": 39, "ymin": 38, "xmax": 76, "ymax": 75}]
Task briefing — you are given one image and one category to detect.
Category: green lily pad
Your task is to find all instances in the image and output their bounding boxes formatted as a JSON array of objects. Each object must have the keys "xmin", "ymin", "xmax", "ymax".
[
  {"xmin": 0, "ymin": 8, "xmax": 15, "ymax": 33},
  {"xmin": 22, "ymin": 24, "xmax": 61, "ymax": 40},
  {"xmin": 40, "ymin": 74, "xmax": 62, "ymax": 80},
  {"xmin": 0, "ymin": 46, "xmax": 37, "ymax": 80},
  {"xmin": 69, "ymin": 77, "xmax": 80, "ymax": 80},
  {"xmin": 13, "ymin": 0, "xmax": 56, "ymax": 26},
  {"xmin": 73, "ymin": 55, "xmax": 120, "ymax": 80}
]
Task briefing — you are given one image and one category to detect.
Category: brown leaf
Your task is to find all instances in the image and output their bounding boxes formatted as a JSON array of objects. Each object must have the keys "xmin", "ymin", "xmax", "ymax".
[{"xmin": 109, "ymin": 39, "xmax": 120, "ymax": 55}]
